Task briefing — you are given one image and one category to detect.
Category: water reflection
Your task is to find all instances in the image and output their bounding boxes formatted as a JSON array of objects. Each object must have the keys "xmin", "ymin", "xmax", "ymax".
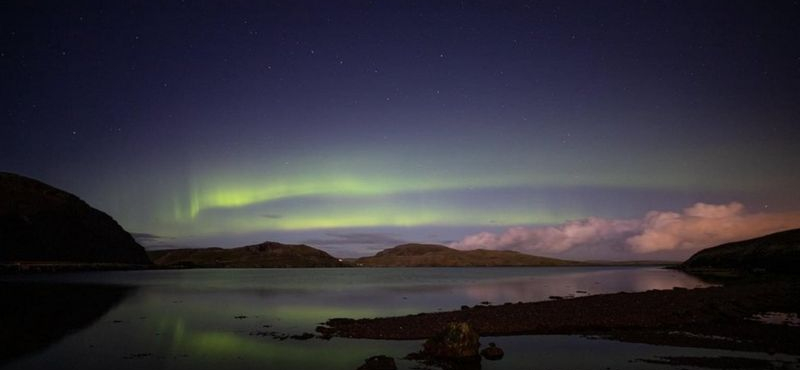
[
  {"xmin": 462, "ymin": 268, "xmax": 712, "ymax": 303},
  {"xmin": 0, "ymin": 282, "xmax": 134, "ymax": 365},
  {"xmin": 2, "ymin": 267, "xmax": 768, "ymax": 370}
]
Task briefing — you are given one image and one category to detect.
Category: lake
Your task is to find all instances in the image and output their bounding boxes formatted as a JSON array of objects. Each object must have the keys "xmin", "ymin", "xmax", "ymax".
[{"xmin": 1, "ymin": 267, "xmax": 796, "ymax": 369}]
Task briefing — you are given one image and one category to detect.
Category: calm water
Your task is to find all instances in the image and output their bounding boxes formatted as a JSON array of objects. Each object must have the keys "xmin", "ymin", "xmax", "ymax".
[{"xmin": 1, "ymin": 267, "xmax": 796, "ymax": 369}]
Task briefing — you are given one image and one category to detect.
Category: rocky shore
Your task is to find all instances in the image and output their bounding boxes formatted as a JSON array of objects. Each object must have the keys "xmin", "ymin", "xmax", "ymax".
[{"xmin": 319, "ymin": 279, "xmax": 800, "ymax": 354}]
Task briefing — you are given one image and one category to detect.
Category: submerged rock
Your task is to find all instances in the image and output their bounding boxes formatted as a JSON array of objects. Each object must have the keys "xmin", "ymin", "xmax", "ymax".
[
  {"xmin": 357, "ymin": 355, "xmax": 396, "ymax": 370},
  {"xmin": 480, "ymin": 343, "xmax": 504, "ymax": 360},
  {"xmin": 290, "ymin": 332, "xmax": 314, "ymax": 340},
  {"xmin": 422, "ymin": 322, "xmax": 480, "ymax": 358}
]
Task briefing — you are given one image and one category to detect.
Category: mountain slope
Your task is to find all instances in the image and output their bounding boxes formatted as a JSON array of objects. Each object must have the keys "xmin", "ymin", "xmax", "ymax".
[
  {"xmin": 148, "ymin": 241, "xmax": 347, "ymax": 268},
  {"xmin": 356, "ymin": 243, "xmax": 579, "ymax": 267},
  {"xmin": 0, "ymin": 172, "xmax": 150, "ymax": 265},
  {"xmin": 680, "ymin": 228, "xmax": 800, "ymax": 273}
]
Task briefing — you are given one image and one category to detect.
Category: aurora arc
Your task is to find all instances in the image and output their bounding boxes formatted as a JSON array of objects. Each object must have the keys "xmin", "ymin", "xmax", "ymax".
[
  {"xmin": 165, "ymin": 172, "xmax": 586, "ymax": 235},
  {"xmin": 163, "ymin": 148, "xmax": 776, "ymax": 235}
]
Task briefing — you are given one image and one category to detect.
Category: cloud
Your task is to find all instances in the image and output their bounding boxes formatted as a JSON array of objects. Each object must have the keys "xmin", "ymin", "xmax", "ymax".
[
  {"xmin": 140, "ymin": 244, "xmax": 192, "ymax": 251},
  {"xmin": 131, "ymin": 232, "xmax": 172, "ymax": 243},
  {"xmin": 627, "ymin": 202, "xmax": 800, "ymax": 253},
  {"xmin": 302, "ymin": 232, "xmax": 407, "ymax": 247},
  {"xmin": 452, "ymin": 217, "xmax": 640, "ymax": 254},
  {"xmin": 131, "ymin": 232, "xmax": 187, "ymax": 250},
  {"xmin": 452, "ymin": 202, "xmax": 800, "ymax": 257}
]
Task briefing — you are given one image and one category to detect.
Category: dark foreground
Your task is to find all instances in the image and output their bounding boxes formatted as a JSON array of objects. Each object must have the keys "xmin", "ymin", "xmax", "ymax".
[
  {"xmin": 319, "ymin": 279, "xmax": 800, "ymax": 355},
  {"xmin": 0, "ymin": 282, "xmax": 134, "ymax": 364}
]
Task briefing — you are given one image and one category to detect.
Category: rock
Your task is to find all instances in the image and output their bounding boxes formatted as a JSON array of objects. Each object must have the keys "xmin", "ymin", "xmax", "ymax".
[
  {"xmin": 271, "ymin": 332, "xmax": 290, "ymax": 340},
  {"xmin": 480, "ymin": 342, "xmax": 504, "ymax": 360},
  {"xmin": 357, "ymin": 355, "xmax": 397, "ymax": 370},
  {"xmin": 422, "ymin": 322, "xmax": 480, "ymax": 358},
  {"xmin": 290, "ymin": 332, "xmax": 314, "ymax": 340},
  {"xmin": 122, "ymin": 353, "xmax": 152, "ymax": 359}
]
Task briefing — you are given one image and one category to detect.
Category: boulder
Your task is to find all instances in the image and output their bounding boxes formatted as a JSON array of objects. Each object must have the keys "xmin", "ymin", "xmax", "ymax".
[
  {"xmin": 422, "ymin": 322, "xmax": 480, "ymax": 358},
  {"xmin": 357, "ymin": 355, "xmax": 396, "ymax": 370},
  {"xmin": 480, "ymin": 342, "xmax": 504, "ymax": 360}
]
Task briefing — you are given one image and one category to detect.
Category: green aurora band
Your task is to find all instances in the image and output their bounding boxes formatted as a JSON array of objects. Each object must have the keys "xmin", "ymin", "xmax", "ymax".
[
  {"xmin": 89, "ymin": 141, "xmax": 797, "ymax": 242},
  {"xmin": 160, "ymin": 169, "xmax": 631, "ymax": 236}
]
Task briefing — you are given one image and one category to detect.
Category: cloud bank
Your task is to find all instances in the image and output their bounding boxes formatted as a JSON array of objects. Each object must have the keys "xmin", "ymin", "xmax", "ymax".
[{"xmin": 452, "ymin": 202, "xmax": 800, "ymax": 257}]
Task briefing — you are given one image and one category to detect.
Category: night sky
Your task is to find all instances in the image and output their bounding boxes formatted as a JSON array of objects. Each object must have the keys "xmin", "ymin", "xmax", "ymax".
[{"xmin": 3, "ymin": 1, "xmax": 800, "ymax": 260}]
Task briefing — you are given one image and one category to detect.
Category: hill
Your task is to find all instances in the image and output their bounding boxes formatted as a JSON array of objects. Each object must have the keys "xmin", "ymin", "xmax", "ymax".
[
  {"xmin": 680, "ymin": 228, "xmax": 800, "ymax": 273},
  {"xmin": 355, "ymin": 243, "xmax": 579, "ymax": 267},
  {"xmin": 0, "ymin": 172, "xmax": 150, "ymax": 265},
  {"xmin": 582, "ymin": 260, "xmax": 681, "ymax": 266},
  {"xmin": 148, "ymin": 241, "xmax": 347, "ymax": 268}
]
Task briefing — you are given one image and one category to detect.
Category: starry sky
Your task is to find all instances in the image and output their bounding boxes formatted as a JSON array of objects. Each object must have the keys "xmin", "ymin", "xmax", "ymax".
[{"xmin": 2, "ymin": 1, "xmax": 800, "ymax": 260}]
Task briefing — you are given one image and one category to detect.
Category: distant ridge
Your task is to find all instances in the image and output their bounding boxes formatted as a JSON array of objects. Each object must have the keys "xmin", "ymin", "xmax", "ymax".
[
  {"xmin": 680, "ymin": 228, "xmax": 800, "ymax": 273},
  {"xmin": 0, "ymin": 172, "xmax": 150, "ymax": 265},
  {"xmin": 582, "ymin": 260, "xmax": 681, "ymax": 266},
  {"xmin": 148, "ymin": 241, "xmax": 347, "ymax": 268},
  {"xmin": 356, "ymin": 243, "xmax": 580, "ymax": 267}
]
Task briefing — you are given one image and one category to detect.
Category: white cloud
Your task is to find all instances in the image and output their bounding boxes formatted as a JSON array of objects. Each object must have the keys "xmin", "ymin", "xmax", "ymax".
[
  {"xmin": 451, "ymin": 202, "xmax": 800, "ymax": 257},
  {"xmin": 627, "ymin": 202, "xmax": 800, "ymax": 253},
  {"xmin": 452, "ymin": 217, "xmax": 640, "ymax": 253}
]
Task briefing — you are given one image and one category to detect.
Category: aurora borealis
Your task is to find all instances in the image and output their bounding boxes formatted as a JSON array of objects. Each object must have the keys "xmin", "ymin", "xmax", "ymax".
[{"xmin": 2, "ymin": 1, "xmax": 799, "ymax": 259}]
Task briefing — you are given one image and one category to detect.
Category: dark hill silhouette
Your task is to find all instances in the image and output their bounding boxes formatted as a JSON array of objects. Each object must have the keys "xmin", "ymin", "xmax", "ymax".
[
  {"xmin": 680, "ymin": 228, "xmax": 800, "ymax": 273},
  {"xmin": 148, "ymin": 241, "xmax": 347, "ymax": 268},
  {"xmin": 356, "ymin": 243, "xmax": 580, "ymax": 267},
  {"xmin": 0, "ymin": 172, "xmax": 150, "ymax": 265}
]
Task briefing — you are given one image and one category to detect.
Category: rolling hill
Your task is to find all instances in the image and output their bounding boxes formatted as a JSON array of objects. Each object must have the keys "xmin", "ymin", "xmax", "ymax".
[
  {"xmin": 355, "ymin": 243, "xmax": 580, "ymax": 267},
  {"xmin": 680, "ymin": 228, "xmax": 800, "ymax": 273},
  {"xmin": 148, "ymin": 241, "xmax": 348, "ymax": 268}
]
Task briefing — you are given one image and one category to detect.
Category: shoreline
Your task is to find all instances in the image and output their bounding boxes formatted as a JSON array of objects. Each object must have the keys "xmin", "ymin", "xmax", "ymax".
[
  {"xmin": 318, "ymin": 279, "xmax": 800, "ymax": 355},
  {"xmin": 0, "ymin": 262, "xmax": 154, "ymax": 273},
  {"xmin": 0, "ymin": 262, "xmax": 679, "ymax": 273}
]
